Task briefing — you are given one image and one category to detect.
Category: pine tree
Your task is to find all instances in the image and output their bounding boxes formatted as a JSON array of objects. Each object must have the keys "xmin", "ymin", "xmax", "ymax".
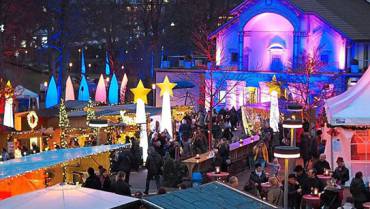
[
  {"xmin": 59, "ymin": 99, "xmax": 70, "ymax": 128},
  {"xmin": 59, "ymin": 99, "xmax": 69, "ymax": 148},
  {"xmin": 85, "ymin": 99, "xmax": 96, "ymax": 125}
]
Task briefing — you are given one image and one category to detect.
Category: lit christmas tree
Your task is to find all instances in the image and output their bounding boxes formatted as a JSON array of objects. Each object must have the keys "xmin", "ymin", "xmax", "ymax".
[
  {"xmin": 85, "ymin": 99, "xmax": 96, "ymax": 125},
  {"xmin": 59, "ymin": 99, "xmax": 70, "ymax": 148}
]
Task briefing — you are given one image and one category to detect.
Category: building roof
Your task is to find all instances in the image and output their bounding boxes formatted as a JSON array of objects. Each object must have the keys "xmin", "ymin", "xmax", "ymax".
[
  {"xmin": 211, "ymin": 0, "xmax": 370, "ymax": 41},
  {"xmin": 144, "ymin": 182, "xmax": 277, "ymax": 209},
  {"xmin": 290, "ymin": 0, "xmax": 370, "ymax": 41}
]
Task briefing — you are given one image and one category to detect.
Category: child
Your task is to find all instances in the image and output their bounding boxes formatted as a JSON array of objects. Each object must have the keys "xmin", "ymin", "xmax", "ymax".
[{"xmin": 268, "ymin": 158, "xmax": 281, "ymax": 176}]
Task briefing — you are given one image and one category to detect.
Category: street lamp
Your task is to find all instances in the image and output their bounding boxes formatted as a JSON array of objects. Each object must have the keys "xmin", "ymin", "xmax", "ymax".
[
  {"xmin": 274, "ymin": 146, "xmax": 300, "ymax": 209},
  {"xmin": 152, "ymin": 84, "xmax": 156, "ymax": 106},
  {"xmin": 88, "ymin": 119, "xmax": 109, "ymax": 145},
  {"xmin": 284, "ymin": 104, "xmax": 303, "ymax": 146},
  {"xmin": 69, "ymin": 62, "xmax": 73, "ymax": 71},
  {"xmin": 283, "ymin": 119, "xmax": 303, "ymax": 146}
]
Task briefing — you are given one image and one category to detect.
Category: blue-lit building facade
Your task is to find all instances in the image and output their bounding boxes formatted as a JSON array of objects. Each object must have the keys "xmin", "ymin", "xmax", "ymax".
[{"xmin": 155, "ymin": 0, "xmax": 370, "ymax": 110}]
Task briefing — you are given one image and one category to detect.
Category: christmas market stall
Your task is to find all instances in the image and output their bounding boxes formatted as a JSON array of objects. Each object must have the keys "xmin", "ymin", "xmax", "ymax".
[
  {"xmin": 0, "ymin": 144, "xmax": 127, "ymax": 200},
  {"xmin": 324, "ymin": 66, "xmax": 370, "ymax": 179}
]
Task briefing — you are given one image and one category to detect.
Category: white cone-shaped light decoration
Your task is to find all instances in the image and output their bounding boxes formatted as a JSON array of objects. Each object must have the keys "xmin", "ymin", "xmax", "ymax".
[
  {"xmin": 269, "ymin": 90, "xmax": 279, "ymax": 132},
  {"xmin": 108, "ymin": 73, "xmax": 119, "ymax": 105},
  {"xmin": 157, "ymin": 76, "xmax": 176, "ymax": 138},
  {"xmin": 3, "ymin": 81, "xmax": 14, "ymax": 128},
  {"xmin": 120, "ymin": 73, "xmax": 128, "ymax": 104},
  {"xmin": 3, "ymin": 98, "xmax": 13, "ymax": 128},
  {"xmin": 65, "ymin": 76, "xmax": 75, "ymax": 101},
  {"xmin": 78, "ymin": 75, "xmax": 90, "ymax": 101},
  {"xmin": 131, "ymin": 80, "xmax": 151, "ymax": 161},
  {"xmin": 95, "ymin": 74, "xmax": 107, "ymax": 103},
  {"xmin": 45, "ymin": 76, "xmax": 59, "ymax": 108}
]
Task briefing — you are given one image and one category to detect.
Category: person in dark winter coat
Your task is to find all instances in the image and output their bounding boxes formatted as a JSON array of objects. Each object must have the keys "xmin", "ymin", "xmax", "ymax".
[
  {"xmin": 179, "ymin": 119, "xmax": 191, "ymax": 142},
  {"xmin": 144, "ymin": 147, "xmax": 163, "ymax": 194},
  {"xmin": 300, "ymin": 132, "xmax": 312, "ymax": 168},
  {"xmin": 222, "ymin": 128, "xmax": 234, "ymax": 141},
  {"xmin": 287, "ymin": 174, "xmax": 302, "ymax": 209},
  {"xmin": 301, "ymin": 169, "xmax": 324, "ymax": 195},
  {"xmin": 111, "ymin": 171, "xmax": 131, "ymax": 196},
  {"xmin": 192, "ymin": 127, "xmax": 207, "ymax": 154},
  {"xmin": 332, "ymin": 157, "xmax": 349, "ymax": 185},
  {"xmin": 320, "ymin": 187, "xmax": 341, "ymax": 209},
  {"xmin": 118, "ymin": 150, "xmax": 133, "ymax": 184},
  {"xmin": 313, "ymin": 154, "xmax": 330, "ymax": 175},
  {"xmin": 294, "ymin": 165, "xmax": 308, "ymax": 186},
  {"xmin": 97, "ymin": 168, "xmax": 111, "ymax": 191},
  {"xmin": 350, "ymin": 172, "xmax": 368, "ymax": 209},
  {"xmin": 217, "ymin": 139, "xmax": 230, "ymax": 172},
  {"xmin": 247, "ymin": 163, "xmax": 268, "ymax": 196},
  {"xmin": 83, "ymin": 167, "xmax": 101, "ymax": 190}
]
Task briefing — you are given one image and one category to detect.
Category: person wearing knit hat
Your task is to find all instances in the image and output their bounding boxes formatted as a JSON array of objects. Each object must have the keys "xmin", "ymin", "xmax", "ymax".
[{"xmin": 333, "ymin": 157, "xmax": 349, "ymax": 185}]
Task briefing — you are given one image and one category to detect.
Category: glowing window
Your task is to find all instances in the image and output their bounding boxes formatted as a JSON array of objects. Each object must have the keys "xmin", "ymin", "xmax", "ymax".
[{"xmin": 351, "ymin": 130, "xmax": 370, "ymax": 161}]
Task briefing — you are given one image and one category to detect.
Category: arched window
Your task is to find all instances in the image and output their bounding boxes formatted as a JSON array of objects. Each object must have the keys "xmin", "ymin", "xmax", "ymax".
[{"xmin": 351, "ymin": 130, "xmax": 370, "ymax": 160}]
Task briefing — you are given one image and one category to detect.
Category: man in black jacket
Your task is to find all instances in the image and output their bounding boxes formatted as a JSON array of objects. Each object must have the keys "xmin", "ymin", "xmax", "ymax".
[
  {"xmin": 144, "ymin": 147, "xmax": 163, "ymax": 194},
  {"xmin": 294, "ymin": 165, "xmax": 308, "ymax": 186},
  {"xmin": 118, "ymin": 150, "xmax": 133, "ymax": 184},
  {"xmin": 332, "ymin": 157, "xmax": 349, "ymax": 185},
  {"xmin": 313, "ymin": 154, "xmax": 330, "ymax": 175},
  {"xmin": 288, "ymin": 174, "xmax": 302, "ymax": 209},
  {"xmin": 300, "ymin": 132, "xmax": 312, "ymax": 169},
  {"xmin": 247, "ymin": 163, "xmax": 268, "ymax": 196},
  {"xmin": 111, "ymin": 171, "xmax": 131, "ymax": 196},
  {"xmin": 83, "ymin": 167, "xmax": 101, "ymax": 190},
  {"xmin": 302, "ymin": 169, "xmax": 324, "ymax": 195}
]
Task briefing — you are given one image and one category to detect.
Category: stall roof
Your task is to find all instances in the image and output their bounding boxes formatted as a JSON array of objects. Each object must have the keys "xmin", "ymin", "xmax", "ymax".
[
  {"xmin": 0, "ymin": 184, "xmax": 140, "ymax": 209},
  {"xmin": 144, "ymin": 182, "xmax": 277, "ymax": 209},
  {"xmin": 325, "ymin": 66, "xmax": 370, "ymax": 126},
  {"xmin": 14, "ymin": 85, "xmax": 38, "ymax": 99},
  {"xmin": 69, "ymin": 104, "xmax": 161, "ymax": 118},
  {"xmin": 0, "ymin": 144, "xmax": 127, "ymax": 180},
  {"xmin": 39, "ymin": 103, "xmax": 161, "ymax": 118}
]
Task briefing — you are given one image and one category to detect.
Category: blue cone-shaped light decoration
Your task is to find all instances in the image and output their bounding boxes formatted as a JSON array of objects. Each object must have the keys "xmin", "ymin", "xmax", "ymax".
[
  {"xmin": 108, "ymin": 73, "xmax": 119, "ymax": 104},
  {"xmin": 81, "ymin": 48, "xmax": 86, "ymax": 74},
  {"xmin": 45, "ymin": 76, "xmax": 59, "ymax": 108},
  {"xmin": 105, "ymin": 51, "xmax": 111, "ymax": 76},
  {"xmin": 78, "ymin": 75, "xmax": 90, "ymax": 101}
]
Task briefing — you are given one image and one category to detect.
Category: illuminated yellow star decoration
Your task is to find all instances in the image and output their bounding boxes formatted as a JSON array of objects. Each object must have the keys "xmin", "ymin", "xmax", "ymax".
[
  {"xmin": 156, "ymin": 76, "xmax": 177, "ymax": 97},
  {"xmin": 267, "ymin": 75, "xmax": 281, "ymax": 97},
  {"xmin": 130, "ymin": 80, "xmax": 151, "ymax": 104}
]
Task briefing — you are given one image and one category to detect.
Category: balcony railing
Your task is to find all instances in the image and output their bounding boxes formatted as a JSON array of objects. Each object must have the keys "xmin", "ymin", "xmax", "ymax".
[{"xmin": 160, "ymin": 55, "xmax": 211, "ymax": 69}]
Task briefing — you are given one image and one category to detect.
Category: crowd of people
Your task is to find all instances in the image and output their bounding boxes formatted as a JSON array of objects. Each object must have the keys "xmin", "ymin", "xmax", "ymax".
[{"xmin": 4, "ymin": 106, "xmax": 370, "ymax": 209}]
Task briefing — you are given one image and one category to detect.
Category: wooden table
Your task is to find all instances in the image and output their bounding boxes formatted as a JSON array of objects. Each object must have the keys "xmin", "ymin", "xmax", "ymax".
[
  {"xmin": 182, "ymin": 135, "xmax": 260, "ymax": 177},
  {"xmin": 206, "ymin": 172, "xmax": 229, "ymax": 182},
  {"xmin": 317, "ymin": 174, "xmax": 332, "ymax": 185},
  {"xmin": 182, "ymin": 151, "xmax": 213, "ymax": 178},
  {"xmin": 363, "ymin": 202, "xmax": 370, "ymax": 209},
  {"xmin": 303, "ymin": 194, "xmax": 321, "ymax": 209}
]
